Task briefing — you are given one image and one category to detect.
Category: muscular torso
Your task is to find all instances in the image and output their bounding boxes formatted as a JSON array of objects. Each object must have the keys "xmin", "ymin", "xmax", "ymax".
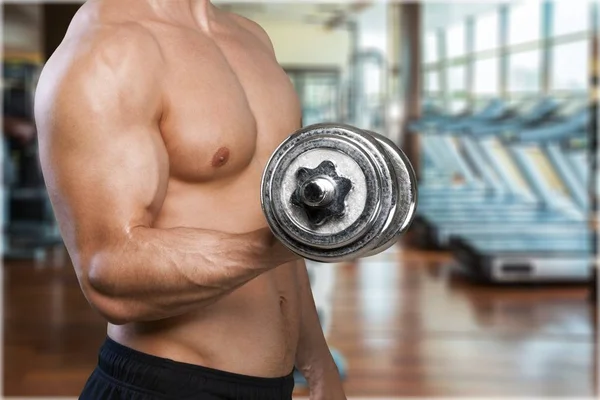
[{"xmin": 64, "ymin": 1, "xmax": 304, "ymax": 377}]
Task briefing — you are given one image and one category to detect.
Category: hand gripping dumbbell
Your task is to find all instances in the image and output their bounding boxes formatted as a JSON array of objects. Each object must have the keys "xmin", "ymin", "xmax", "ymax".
[{"xmin": 261, "ymin": 124, "xmax": 418, "ymax": 263}]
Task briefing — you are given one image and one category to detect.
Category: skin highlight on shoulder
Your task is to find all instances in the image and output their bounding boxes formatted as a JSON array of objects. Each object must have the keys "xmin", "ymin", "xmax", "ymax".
[{"xmin": 35, "ymin": 17, "xmax": 166, "ymax": 135}]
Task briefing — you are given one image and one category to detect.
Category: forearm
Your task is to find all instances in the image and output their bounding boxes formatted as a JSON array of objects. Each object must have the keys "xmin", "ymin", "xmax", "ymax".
[
  {"xmin": 294, "ymin": 262, "xmax": 340, "ymax": 383},
  {"xmin": 82, "ymin": 225, "xmax": 292, "ymax": 324}
]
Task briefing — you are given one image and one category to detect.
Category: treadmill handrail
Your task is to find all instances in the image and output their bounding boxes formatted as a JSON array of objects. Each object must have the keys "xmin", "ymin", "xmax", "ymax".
[
  {"xmin": 432, "ymin": 99, "xmax": 507, "ymax": 128},
  {"xmin": 465, "ymin": 98, "xmax": 562, "ymax": 137},
  {"xmin": 408, "ymin": 111, "xmax": 470, "ymax": 132},
  {"xmin": 505, "ymin": 110, "xmax": 589, "ymax": 144}
]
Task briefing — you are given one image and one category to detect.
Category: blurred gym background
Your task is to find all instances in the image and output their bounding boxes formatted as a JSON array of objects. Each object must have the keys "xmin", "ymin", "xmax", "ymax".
[{"xmin": 2, "ymin": 0, "xmax": 598, "ymax": 397}]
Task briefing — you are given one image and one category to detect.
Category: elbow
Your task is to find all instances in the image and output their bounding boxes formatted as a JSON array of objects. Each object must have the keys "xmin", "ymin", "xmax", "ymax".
[
  {"xmin": 89, "ymin": 294, "xmax": 136, "ymax": 325},
  {"xmin": 81, "ymin": 251, "xmax": 137, "ymax": 325},
  {"xmin": 87, "ymin": 250, "xmax": 120, "ymax": 297}
]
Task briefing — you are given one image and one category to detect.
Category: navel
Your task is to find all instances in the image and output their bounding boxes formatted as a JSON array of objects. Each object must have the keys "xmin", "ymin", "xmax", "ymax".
[{"xmin": 211, "ymin": 147, "xmax": 230, "ymax": 168}]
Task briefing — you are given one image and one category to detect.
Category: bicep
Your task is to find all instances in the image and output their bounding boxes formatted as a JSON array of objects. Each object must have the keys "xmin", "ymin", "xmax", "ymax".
[
  {"xmin": 36, "ymin": 62, "xmax": 167, "ymax": 255},
  {"xmin": 43, "ymin": 122, "xmax": 167, "ymax": 232}
]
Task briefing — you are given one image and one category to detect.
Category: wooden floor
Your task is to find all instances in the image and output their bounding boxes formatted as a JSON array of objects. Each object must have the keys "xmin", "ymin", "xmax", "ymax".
[{"xmin": 3, "ymin": 245, "xmax": 597, "ymax": 397}]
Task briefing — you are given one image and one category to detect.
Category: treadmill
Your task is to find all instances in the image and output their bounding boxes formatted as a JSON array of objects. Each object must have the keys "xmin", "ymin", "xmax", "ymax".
[
  {"xmin": 426, "ymin": 105, "xmax": 588, "ymax": 218},
  {"xmin": 413, "ymin": 101, "xmax": 506, "ymax": 207},
  {"xmin": 413, "ymin": 99, "xmax": 581, "ymax": 247},
  {"xmin": 419, "ymin": 97, "xmax": 561, "ymax": 205},
  {"xmin": 416, "ymin": 99, "xmax": 529, "ymax": 208},
  {"xmin": 448, "ymin": 118, "xmax": 592, "ymax": 283}
]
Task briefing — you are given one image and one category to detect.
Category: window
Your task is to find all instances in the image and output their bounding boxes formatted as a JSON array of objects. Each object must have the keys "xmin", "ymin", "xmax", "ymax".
[
  {"xmin": 449, "ymin": 99, "xmax": 467, "ymax": 113},
  {"xmin": 364, "ymin": 63, "xmax": 382, "ymax": 96},
  {"xmin": 552, "ymin": 41, "xmax": 589, "ymax": 91},
  {"xmin": 474, "ymin": 57, "xmax": 500, "ymax": 94},
  {"xmin": 475, "ymin": 12, "xmax": 500, "ymax": 52},
  {"xmin": 509, "ymin": 0, "xmax": 541, "ymax": 45},
  {"xmin": 553, "ymin": 0, "xmax": 590, "ymax": 36},
  {"xmin": 425, "ymin": 32, "xmax": 439, "ymax": 63},
  {"xmin": 287, "ymin": 70, "xmax": 340, "ymax": 126},
  {"xmin": 447, "ymin": 64, "xmax": 467, "ymax": 92},
  {"xmin": 446, "ymin": 23, "xmax": 466, "ymax": 58},
  {"xmin": 509, "ymin": 50, "xmax": 541, "ymax": 92},
  {"xmin": 425, "ymin": 71, "xmax": 440, "ymax": 92}
]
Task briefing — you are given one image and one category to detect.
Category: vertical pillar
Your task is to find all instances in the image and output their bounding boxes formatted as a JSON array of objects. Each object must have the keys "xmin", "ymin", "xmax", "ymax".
[
  {"xmin": 541, "ymin": 0, "xmax": 553, "ymax": 94},
  {"xmin": 589, "ymin": 0, "xmax": 599, "ymax": 306},
  {"xmin": 466, "ymin": 17, "xmax": 475, "ymax": 107},
  {"xmin": 399, "ymin": 3, "xmax": 422, "ymax": 178},
  {"xmin": 437, "ymin": 29, "xmax": 447, "ymax": 110},
  {"xmin": 499, "ymin": 5, "xmax": 509, "ymax": 99}
]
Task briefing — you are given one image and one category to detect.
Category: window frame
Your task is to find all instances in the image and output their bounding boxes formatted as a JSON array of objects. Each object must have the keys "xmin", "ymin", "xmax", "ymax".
[{"xmin": 420, "ymin": 0, "xmax": 592, "ymax": 110}]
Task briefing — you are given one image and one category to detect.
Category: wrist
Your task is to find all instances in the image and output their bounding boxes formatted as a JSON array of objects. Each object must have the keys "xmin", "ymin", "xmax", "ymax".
[
  {"xmin": 244, "ymin": 228, "xmax": 298, "ymax": 271},
  {"xmin": 243, "ymin": 228, "xmax": 274, "ymax": 263},
  {"xmin": 299, "ymin": 354, "xmax": 340, "ymax": 384},
  {"xmin": 307, "ymin": 366, "xmax": 346, "ymax": 400}
]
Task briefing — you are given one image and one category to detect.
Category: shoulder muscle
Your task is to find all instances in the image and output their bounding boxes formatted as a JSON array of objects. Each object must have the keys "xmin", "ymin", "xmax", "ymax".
[
  {"xmin": 227, "ymin": 14, "xmax": 276, "ymax": 55},
  {"xmin": 35, "ymin": 22, "xmax": 165, "ymax": 136}
]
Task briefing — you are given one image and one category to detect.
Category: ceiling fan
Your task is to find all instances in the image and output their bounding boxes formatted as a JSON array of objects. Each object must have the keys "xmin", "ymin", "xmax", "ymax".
[
  {"xmin": 300, "ymin": 1, "xmax": 372, "ymax": 29},
  {"xmin": 323, "ymin": 1, "xmax": 371, "ymax": 30}
]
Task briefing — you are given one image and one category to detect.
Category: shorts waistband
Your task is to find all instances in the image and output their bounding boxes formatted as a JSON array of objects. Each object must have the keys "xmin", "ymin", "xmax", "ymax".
[{"xmin": 97, "ymin": 336, "xmax": 294, "ymax": 396}]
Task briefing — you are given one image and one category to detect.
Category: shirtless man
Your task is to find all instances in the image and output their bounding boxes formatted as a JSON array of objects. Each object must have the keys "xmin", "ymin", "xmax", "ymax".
[{"xmin": 34, "ymin": 0, "xmax": 346, "ymax": 399}]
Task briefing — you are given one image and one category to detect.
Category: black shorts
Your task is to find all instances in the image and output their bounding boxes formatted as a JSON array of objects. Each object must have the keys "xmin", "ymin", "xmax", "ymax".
[{"xmin": 80, "ymin": 337, "xmax": 295, "ymax": 400}]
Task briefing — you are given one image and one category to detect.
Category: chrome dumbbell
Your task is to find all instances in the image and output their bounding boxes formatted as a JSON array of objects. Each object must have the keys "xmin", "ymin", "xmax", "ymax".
[{"xmin": 261, "ymin": 123, "xmax": 418, "ymax": 263}]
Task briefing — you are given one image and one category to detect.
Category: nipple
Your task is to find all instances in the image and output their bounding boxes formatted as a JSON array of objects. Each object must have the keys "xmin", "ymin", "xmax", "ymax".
[{"xmin": 212, "ymin": 147, "xmax": 230, "ymax": 168}]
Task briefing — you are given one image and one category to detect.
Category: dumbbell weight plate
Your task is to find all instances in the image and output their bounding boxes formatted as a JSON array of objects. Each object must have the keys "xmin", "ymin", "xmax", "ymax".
[
  {"xmin": 261, "ymin": 124, "xmax": 397, "ymax": 262},
  {"xmin": 363, "ymin": 131, "xmax": 418, "ymax": 257}
]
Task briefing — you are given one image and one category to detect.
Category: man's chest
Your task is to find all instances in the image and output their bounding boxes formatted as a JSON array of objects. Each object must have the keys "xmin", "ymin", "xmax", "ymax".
[{"xmin": 154, "ymin": 28, "xmax": 302, "ymax": 182}]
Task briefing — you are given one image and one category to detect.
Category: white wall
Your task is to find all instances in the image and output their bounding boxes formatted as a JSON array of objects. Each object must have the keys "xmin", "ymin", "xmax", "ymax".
[{"xmin": 253, "ymin": 17, "xmax": 351, "ymax": 69}]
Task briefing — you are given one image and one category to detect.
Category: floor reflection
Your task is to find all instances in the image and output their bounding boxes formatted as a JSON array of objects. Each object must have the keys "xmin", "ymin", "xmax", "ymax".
[{"xmin": 328, "ymin": 244, "xmax": 594, "ymax": 396}]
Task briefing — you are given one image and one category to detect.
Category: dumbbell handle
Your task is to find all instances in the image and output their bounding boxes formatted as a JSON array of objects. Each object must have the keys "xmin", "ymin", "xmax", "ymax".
[
  {"xmin": 298, "ymin": 177, "xmax": 336, "ymax": 208},
  {"xmin": 290, "ymin": 160, "xmax": 353, "ymax": 228}
]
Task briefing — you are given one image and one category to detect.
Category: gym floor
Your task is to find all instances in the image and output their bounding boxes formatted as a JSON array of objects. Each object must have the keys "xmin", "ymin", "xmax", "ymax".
[{"xmin": 4, "ymin": 243, "xmax": 596, "ymax": 398}]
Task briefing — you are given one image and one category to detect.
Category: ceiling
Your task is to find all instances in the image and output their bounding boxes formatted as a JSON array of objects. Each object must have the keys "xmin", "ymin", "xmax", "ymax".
[
  {"xmin": 2, "ymin": 0, "xmax": 527, "ymax": 30},
  {"xmin": 1, "ymin": 1, "xmax": 371, "ymax": 26},
  {"xmin": 2, "ymin": 1, "xmax": 532, "ymax": 34},
  {"xmin": 215, "ymin": 1, "xmax": 370, "ymax": 25}
]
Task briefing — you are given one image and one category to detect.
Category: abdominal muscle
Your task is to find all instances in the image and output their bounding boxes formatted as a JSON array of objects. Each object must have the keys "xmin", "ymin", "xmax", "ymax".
[{"xmin": 107, "ymin": 177, "xmax": 302, "ymax": 378}]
